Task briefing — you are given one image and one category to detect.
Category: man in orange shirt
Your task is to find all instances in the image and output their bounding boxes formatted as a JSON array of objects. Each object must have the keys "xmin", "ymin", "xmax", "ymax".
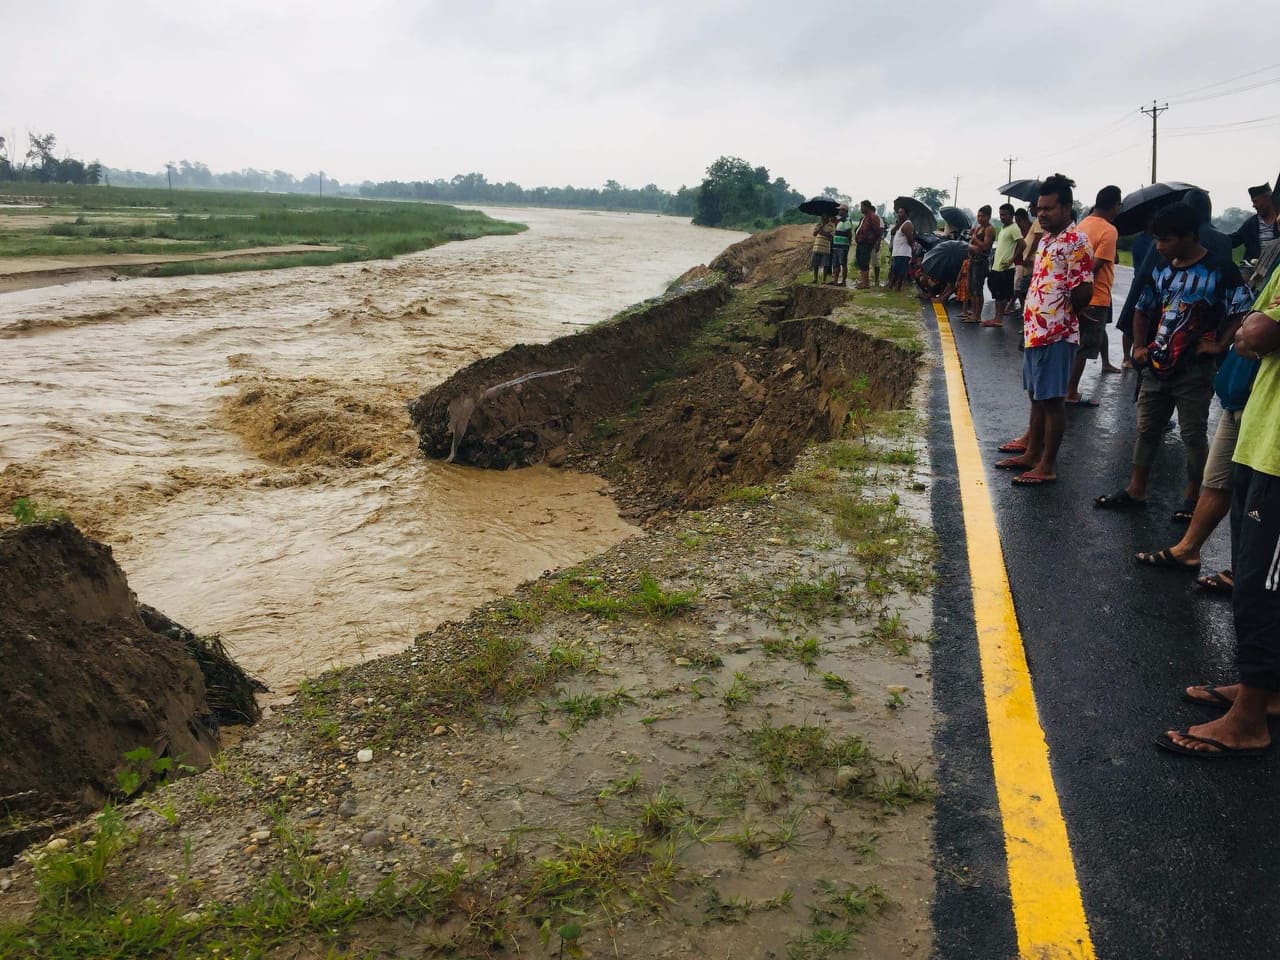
[{"xmin": 1066, "ymin": 186, "xmax": 1123, "ymax": 404}]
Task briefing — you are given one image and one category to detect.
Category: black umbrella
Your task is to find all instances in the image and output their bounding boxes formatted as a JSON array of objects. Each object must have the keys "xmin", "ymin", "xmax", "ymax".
[
  {"xmin": 997, "ymin": 179, "xmax": 1042, "ymax": 203},
  {"xmin": 938, "ymin": 206, "xmax": 972, "ymax": 232},
  {"xmin": 915, "ymin": 232, "xmax": 946, "ymax": 252},
  {"xmin": 798, "ymin": 196, "xmax": 841, "ymax": 217},
  {"xmin": 1113, "ymin": 181, "xmax": 1202, "ymax": 236},
  {"xmin": 892, "ymin": 196, "xmax": 937, "ymax": 235},
  {"xmin": 920, "ymin": 240, "xmax": 968, "ymax": 283}
]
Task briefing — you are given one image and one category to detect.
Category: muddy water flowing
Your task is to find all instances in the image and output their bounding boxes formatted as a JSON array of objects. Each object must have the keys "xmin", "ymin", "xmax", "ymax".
[{"xmin": 0, "ymin": 208, "xmax": 743, "ymax": 696}]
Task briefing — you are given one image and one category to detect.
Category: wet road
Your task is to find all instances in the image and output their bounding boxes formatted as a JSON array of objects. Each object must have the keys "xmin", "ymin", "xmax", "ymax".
[{"xmin": 927, "ymin": 268, "xmax": 1278, "ymax": 959}]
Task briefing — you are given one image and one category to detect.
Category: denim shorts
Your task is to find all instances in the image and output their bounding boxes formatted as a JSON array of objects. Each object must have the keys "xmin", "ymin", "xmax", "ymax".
[
  {"xmin": 831, "ymin": 244, "xmax": 850, "ymax": 268},
  {"xmin": 1022, "ymin": 339, "xmax": 1075, "ymax": 400}
]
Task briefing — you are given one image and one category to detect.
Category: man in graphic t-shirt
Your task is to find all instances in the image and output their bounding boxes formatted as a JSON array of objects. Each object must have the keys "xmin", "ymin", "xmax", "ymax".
[{"xmin": 1095, "ymin": 201, "xmax": 1254, "ymax": 516}]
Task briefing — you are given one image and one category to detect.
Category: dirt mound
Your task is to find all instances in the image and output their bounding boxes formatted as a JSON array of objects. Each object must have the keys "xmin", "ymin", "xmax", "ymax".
[
  {"xmin": 409, "ymin": 281, "xmax": 731, "ymax": 468},
  {"xmin": 0, "ymin": 521, "xmax": 258, "ymax": 863},
  {"xmin": 222, "ymin": 376, "xmax": 409, "ymax": 467},
  {"xmin": 592, "ymin": 316, "xmax": 918, "ymax": 507},
  {"xmin": 708, "ymin": 224, "xmax": 811, "ymax": 285},
  {"xmin": 411, "ymin": 276, "xmax": 920, "ymax": 513}
]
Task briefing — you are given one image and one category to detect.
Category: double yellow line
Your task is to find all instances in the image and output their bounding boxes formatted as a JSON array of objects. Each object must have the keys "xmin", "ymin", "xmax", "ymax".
[{"xmin": 932, "ymin": 303, "xmax": 1096, "ymax": 959}]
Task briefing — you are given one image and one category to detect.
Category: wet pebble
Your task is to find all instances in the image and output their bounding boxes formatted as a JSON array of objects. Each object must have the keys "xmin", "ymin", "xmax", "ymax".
[
  {"xmin": 361, "ymin": 829, "xmax": 390, "ymax": 849},
  {"xmin": 338, "ymin": 795, "xmax": 358, "ymax": 818}
]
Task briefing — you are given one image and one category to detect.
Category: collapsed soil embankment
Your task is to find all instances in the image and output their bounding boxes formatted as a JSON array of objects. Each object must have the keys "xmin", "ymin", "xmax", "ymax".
[
  {"xmin": 0, "ymin": 521, "xmax": 261, "ymax": 864},
  {"xmin": 410, "ymin": 225, "xmax": 919, "ymax": 510}
]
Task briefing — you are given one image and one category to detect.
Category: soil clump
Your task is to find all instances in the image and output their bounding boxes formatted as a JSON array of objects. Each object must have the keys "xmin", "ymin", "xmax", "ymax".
[{"xmin": 0, "ymin": 520, "xmax": 260, "ymax": 864}]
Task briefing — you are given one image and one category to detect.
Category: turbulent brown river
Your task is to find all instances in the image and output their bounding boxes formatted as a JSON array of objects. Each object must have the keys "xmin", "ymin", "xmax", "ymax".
[{"xmin": 0, "ymin": 208, "xmax": 742, "ymax": 699}]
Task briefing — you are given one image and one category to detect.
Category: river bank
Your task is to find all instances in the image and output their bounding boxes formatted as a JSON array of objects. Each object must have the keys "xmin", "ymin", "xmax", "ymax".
[
  {"xmin": 0, "ymin": 243, "xmax": 939, "ymax": 957},
  {"xmin": 0, "ymin": 209, "xmax": 741, "ymax": 699}
]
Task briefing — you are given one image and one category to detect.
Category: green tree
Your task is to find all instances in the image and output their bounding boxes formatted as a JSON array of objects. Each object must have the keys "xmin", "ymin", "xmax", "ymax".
[
  {"xmin": 1214, "ymin": 206, "xmax": 1251, "ymax": 234},
  {"xmin": 912, "ymin": 186, "xmax": 950, "ymax": 211}
]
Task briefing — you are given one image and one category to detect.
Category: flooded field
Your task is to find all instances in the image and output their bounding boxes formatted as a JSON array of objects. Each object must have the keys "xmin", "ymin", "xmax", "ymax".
[{"xmin": 0, "ymin": 207, "xmax": 742, "ymax": 696}]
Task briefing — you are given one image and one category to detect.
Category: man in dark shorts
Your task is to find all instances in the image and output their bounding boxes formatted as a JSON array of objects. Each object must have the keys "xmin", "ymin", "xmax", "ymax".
[
  {"xmin": 964, "ymin": 205, "xmax": 995, "ymax": 322},
  {"xmin": 1066, "ymin": 185, "xmax": 1123, "ymax": 402},
  {"xmin": 888, "ymin": 205, "xmax": 914, "ymax": 292},
  {"xmin": 829, "ymin": 204, "xmax": 853, "ymax": 286},
  {"xmin": 995, "ymin": 175, "xmax": 1094, "ymax": 486},
  {"xmin": 1159, "ymin": 267, "xmax": 1280, "ymax": 757},
  {"xmin": 1095, "ymin": 202, "xmax": 1254, "ymax": 516},
  {"xmin": 854, "ymin": 200, "xmax": 883, "ymax": 289},
  {"xmin": 984, "ymin": 203, "xmax": 1020, "ymax": 327}
]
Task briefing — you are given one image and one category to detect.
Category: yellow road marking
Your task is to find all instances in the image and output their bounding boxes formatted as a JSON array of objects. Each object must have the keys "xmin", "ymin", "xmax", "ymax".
[{"xmin": 932, "ymin": 302, "xmax": 1096, "ymax": 959}]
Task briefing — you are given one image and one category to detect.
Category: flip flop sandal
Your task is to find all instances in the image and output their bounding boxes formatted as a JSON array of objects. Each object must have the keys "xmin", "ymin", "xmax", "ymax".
[
  {"xmin": 1171, "ymin": 498, "xmax": 1198, "ymax": 522},
  {"xmin": 994, "ymin": 457, "xmax": 1032, "ymax": 470},
  {"xmin": 997, "ymin": 441, "xmax": 1028, "ymax": 454},
  {"xmin": 1154, "ymin": 731, "xmax": 1271, "ymax": 759},
  {"xmin": 1095, "ymin": 490, "xmax": 1147, "ymax": 510},
  {"xmin": 1134, "ymin": 548, "xmax": 1201, "ymax": 572},
  {"xmin": 1012, "ymin": 472, "xmax": 1055, "ymax": 486},
  {"xmin": 1196, "ymin": 570, "xmax": 1234, "ymax": 595},
  {"xmin": 1065, "ymin": 397, "xmax": 1100, "ymax": 407},
  {"xmin": 1182, "ymin": 682, "xmax": 1280, "ymax": 716}
]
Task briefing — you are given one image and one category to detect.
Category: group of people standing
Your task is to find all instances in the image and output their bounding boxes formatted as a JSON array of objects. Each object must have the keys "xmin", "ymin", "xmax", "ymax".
[
  {"xmin": 973, "ymin": 172, "xmax": 1280, "ymax": 759},
  {"xmin": 810, "ymin": 201, "xmax": 886, "ymax": 288}
]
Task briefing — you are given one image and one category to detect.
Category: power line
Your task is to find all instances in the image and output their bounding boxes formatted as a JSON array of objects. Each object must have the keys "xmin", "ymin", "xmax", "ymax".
[
  {"xmin": 1163, "ymin": 61, "xmax": 1280, "ymax": 101},
  {"xmin": 1164, "ymin": 112, "xmax": 1280, "ymax": 134},
  {"xmin": 1175, "ymin": 75, "xmax": 1280, "ymax": 106}
]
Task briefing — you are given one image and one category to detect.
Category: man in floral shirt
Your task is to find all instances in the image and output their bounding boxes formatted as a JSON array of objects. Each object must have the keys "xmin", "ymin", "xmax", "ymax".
[{"xmin": 995, "ymin": 174, "xmax": 1094, "ymax": 486}]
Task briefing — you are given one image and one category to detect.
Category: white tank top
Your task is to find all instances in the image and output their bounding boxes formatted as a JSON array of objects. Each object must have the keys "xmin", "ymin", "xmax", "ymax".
[{"xmin": 891, "ymin": 226, "xmax": 913, "ymax": 257}]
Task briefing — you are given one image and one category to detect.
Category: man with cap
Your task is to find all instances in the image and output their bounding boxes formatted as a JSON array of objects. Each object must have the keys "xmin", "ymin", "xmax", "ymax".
[{"xmin": 1230, "ymin": 183, "xmax": 1279, "ymax": 265}]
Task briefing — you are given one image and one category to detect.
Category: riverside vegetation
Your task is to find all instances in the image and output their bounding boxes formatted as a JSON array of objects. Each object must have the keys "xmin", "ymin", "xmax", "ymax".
[
  {"xmin": 0, "ymin": 269, "xmax": 938, "ymax": 958},
  {"xmin": 0, "ymin": 184, "xmax": 524, "ymax": 276}
]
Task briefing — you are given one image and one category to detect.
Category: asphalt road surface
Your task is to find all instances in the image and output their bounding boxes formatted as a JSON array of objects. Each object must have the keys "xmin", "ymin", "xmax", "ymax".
[{"xmin": 927, "ymin": 267, "xmax": 1277, "ymax": 960}]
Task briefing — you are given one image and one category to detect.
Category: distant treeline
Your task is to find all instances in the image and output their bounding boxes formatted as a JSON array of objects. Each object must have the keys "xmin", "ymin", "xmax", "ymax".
[
  {"xmin": 357, "ymin": 173, "xmax": 698, "ymax": 215},
  {"xmin": 105, "ymin": 161, "xmax": 348, "ymax": 195},
  {"xmin": 0, "ymin": 132, "xmax": 102, "ymax": 185}
]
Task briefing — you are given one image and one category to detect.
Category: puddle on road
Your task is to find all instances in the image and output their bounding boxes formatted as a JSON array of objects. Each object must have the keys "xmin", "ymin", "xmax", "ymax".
[{"xmin": 0, "ymin": 208, "xmax": 743, "ymax": 695}]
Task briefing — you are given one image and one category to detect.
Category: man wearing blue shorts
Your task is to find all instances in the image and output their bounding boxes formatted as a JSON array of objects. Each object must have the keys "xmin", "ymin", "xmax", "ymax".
[{"xmin": 994, "ymin": 174, "xmax": 1094, "ymax": 486}]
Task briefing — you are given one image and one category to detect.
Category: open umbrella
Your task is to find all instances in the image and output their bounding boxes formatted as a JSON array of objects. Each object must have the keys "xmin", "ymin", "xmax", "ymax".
[
  {"xmin": 920, "ymin": 240, "xmax": 968, "ymax": 283},
  {"xmin": 1113, "ymin": 181, "xmax": 1202, "ymax": 236},
  {"xmin": 798, "ymin": 196, "xmax": 840, "ymax": 217},
  {"xmin": 997, "ymin": 179, "xmax": 1042, "ymax": 203},
  {"xmin": 892, "ymin": 196, "xmax": 937, "ymax": 235},
  {"xmin": 938, "ymin": 206, "xmax": 972, "ymax": 232}
]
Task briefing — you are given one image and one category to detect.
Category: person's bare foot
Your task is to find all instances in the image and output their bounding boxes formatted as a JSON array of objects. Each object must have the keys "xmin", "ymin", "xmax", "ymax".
[
  {"xmin": 1102, "ymin": 364, "xmax": 1121, "ymax": 374},
  {"xmin": 1064, "ymin": 392, "xmax": 1082, "ymax": 404},
  {"xmin": 1164, "ymin": 714, "xmax": 1271, "ymax": 754},
  {"xmin": 1121, "ymin": 359, "xmax": 1134, "ymax": 370},
  {"xmin": 1184, "ymin": 683, "xmax": 1280, "ymax": 715}
]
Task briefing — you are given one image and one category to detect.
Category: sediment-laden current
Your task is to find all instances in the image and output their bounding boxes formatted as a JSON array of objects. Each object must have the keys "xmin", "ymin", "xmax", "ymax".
[{"xmin": 0, "ymin": 208, "xmax": 742, "ymax": 697}]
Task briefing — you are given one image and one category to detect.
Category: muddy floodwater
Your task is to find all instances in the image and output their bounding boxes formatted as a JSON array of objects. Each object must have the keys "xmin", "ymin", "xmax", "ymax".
[{"xmin": 0, "ymin": 208, "xmax": 742, "ymax": 697}]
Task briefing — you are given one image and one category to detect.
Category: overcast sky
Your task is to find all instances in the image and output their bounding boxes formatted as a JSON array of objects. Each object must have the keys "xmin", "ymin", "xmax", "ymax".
[{"xmin": 6, "ymin": 0, "xmax": 1278, "ymax": 213}]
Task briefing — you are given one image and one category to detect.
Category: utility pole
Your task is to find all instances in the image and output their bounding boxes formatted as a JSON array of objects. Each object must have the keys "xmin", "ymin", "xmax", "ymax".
[
  {"xmin": 319, "ymin": 171, "xmax": 324, "ymax": 197},
  {"xmin": 1140, "ymin": 101, "xmax": 1169, "ymax": 185},
  {"xmin": 953, "ymin": 175, "xmax": 960, "ymax": 208},
  {"xmin": 1003, "ymin": 156, "xmax": 1017, "ymax": 183}
]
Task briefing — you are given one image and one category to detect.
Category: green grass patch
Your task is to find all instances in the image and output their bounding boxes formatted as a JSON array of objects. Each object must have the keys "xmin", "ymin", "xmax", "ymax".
[
  {"xmin": 0, "ymin": 182, "xmax": 523, "ymax": 269},
  {"xmin": 749, "ymin": 721, "xmax": 872, "ymax": 785}
]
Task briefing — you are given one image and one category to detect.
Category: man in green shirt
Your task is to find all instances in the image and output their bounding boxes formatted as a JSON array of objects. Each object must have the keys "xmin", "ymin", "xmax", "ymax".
[
  {"xmin": 1160, "ymin": 265, "xmax": 1280, "ymax": 758},
  {"xmin": 983, "ymin": 203, "xmax": 1022, "ymax": 327}
]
